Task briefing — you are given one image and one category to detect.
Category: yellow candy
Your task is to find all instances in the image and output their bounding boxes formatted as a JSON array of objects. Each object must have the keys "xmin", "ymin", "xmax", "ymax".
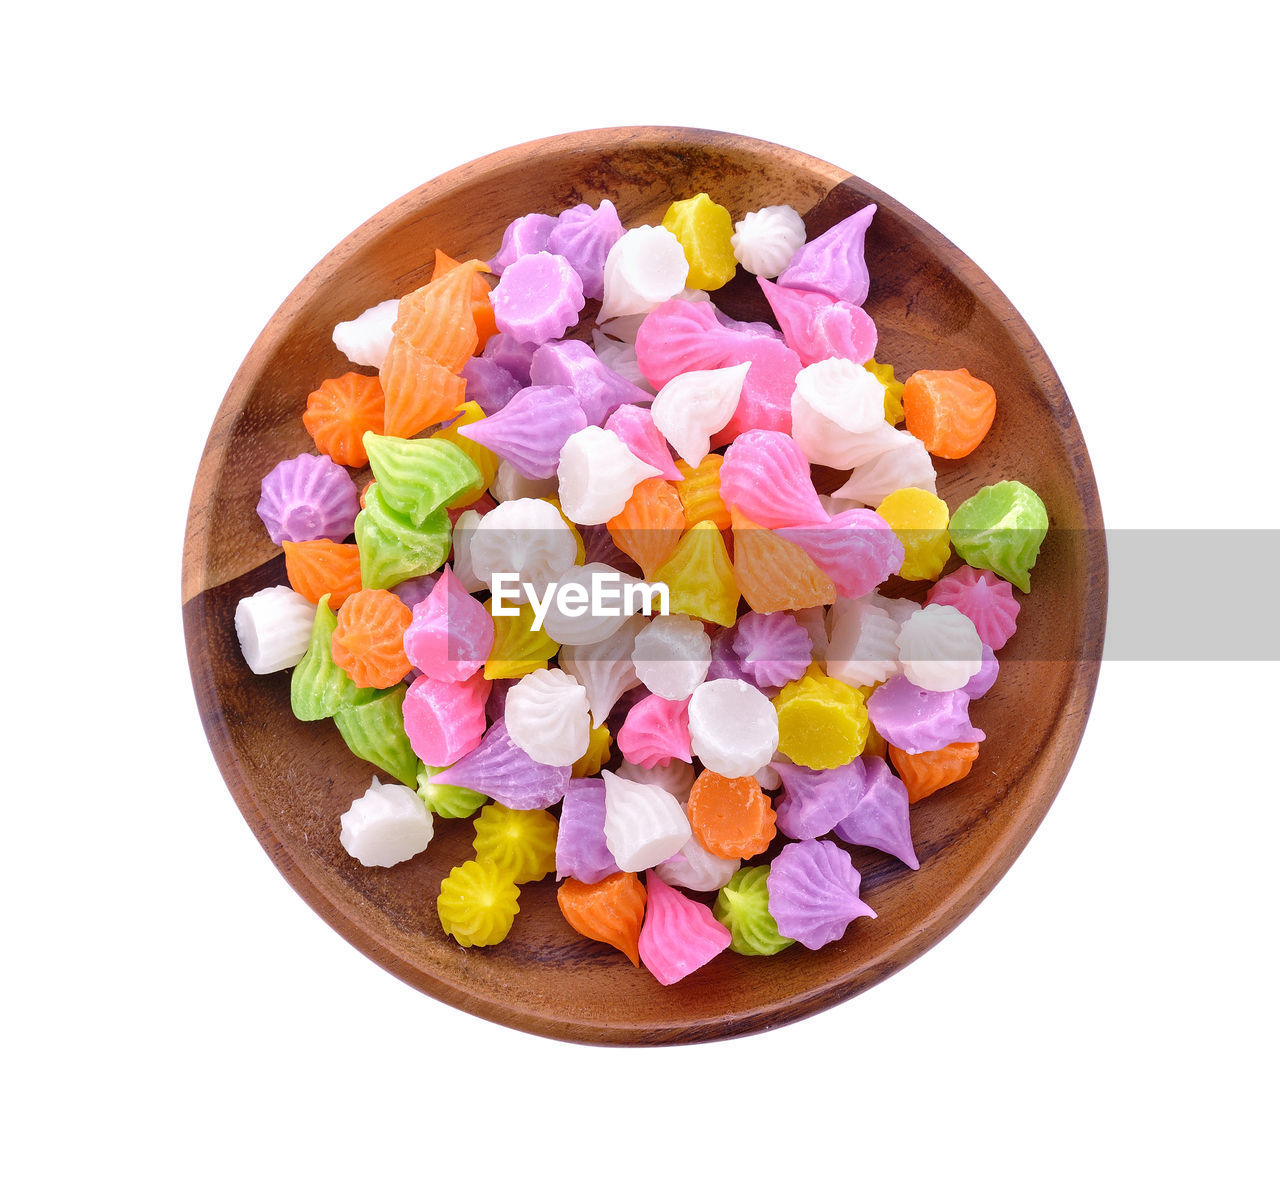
[
  {"xmin": 876, "ymin": 487, "xmax": 952, "ymax": 581},
  {"xmin": 431, "ymin": 400, "xmax": 500, "ymax": 505},
  {"xmin": 773, "ymin": 663, "xmax": 869, "ymax": 770},
  {"xmin": 675, "ymin": 455, "xmax": 731, "ymax": 530},
  {"xmin": 542, "ymin": 496, "xmax": 587, "ymax": 566},
  {"xmin": 865, "ymin": 358, "xmax": 906, "ymax": 426},
  {"xmin": 483, "ymin": 598, "xmax": 559, "ymax": 679},
  {"xmin": 571, "ymin": 719, "xmax": 612, "ymax": 778},
  {"xmin": 472, "ymin": 804, "xmax": 558, "ymax": 883},
  {"xmin": 437, "ymin": 859, "xmax": 520, "ymax": 947},
  {"xmin": 652, "ymin": 520, "xmax": 740, "ymax": 627},
  {"xmin": 661, "ymin": 193, "xmax": 737, "ymax": 291}
]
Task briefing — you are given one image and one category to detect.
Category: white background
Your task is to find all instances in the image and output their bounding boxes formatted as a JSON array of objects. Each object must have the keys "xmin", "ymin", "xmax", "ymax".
[{"xmin": 5, "ymin": 2, "xmax": 1276, "ymax": 1185}]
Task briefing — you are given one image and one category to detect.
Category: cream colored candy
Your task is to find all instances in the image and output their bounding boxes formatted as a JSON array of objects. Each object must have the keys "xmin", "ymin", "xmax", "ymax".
[
  {"xmin": 650, "ymin": 361, "xmax": 750, "ymax": 467},
  {"xmin": 448, "ymin": 509, "xmax": 488, "ymax": 593},
  {"xmin": 597, "ymin": 225, "xmax": 691, "ymax": 323},
  {"xmin": 490, "ymin": 457, "xmax": 559, "ymax": 504},
  {"xmin": 602, "ymin": 770, "xmax": 693, "ymax": 871},
  {"xmin": 791, "ymin": 359, "xmax": 888, "ymax": 468},
  {"xmin": 632, "ymin": 614, "xmax": 712, "ymax": 700},
  {"xmin": 590, "ymin": 330, "xmax": 656, "ymax": 394},
  {"xmin": 615, "ymin": 757, "xmax": 696, "ymax": 803},
  {"xmin": 338, "ymin": 776, "xmax": 434, "ymax": 867},
  {"xmin": 895, "ymin": 604, "xmax": 983, "ymax": 692},
  {"xmin": 687, "ymin": 678, "xmax": 780, "ymax": 779},
  {"xmin": 557, "ymin": 426, "xmax": 662, "ymax": 525},
  {"xmin": 826, "ymin": 597, "xmax": 901, "ymax": 687},
  {"xmin": 234, "ymin": 585, "xmax": 315, "ymax": 674},
  {"xmin": 470, "ymin": 497, "xmax": 577, "ymax": 603},
  {"xmin": 597, "ymin": 286, "xmax": 710, "ymax": 344},
  {"xmin": 559, "ymin": 614, "xmax": 646, "ymax": 723},
  {"xmin": 655, "ymin": 833, "xmax": 740, "ymax": 893},
  {"xmin": 731, "ymin": 205, "xmax": 807, "ymax": 278},
  {"xmin": 505, "ymin": 668, "xmax": 592, "ymax": 765},
  {"xmin": 831, "ymin": 430, "xmax": 938, "ymax": 507},
  {"xmin": 332, "ymin": 297, "xmax": 399, "ymax": 370},
  {"xmin": 539, "ymin": 563, "xmax": 634, "ymax": 645}
]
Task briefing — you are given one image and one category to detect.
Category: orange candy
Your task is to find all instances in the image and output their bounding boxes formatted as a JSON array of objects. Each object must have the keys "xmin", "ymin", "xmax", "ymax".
[
  {"xmin": 607, "ymin": 477, "xmax": 686, "ymax": 579},
  {"xmin": 675, "ymin": 455, "xmax": 731, "ymax": 530},
  {"xmin": 379, "ymin": 340, "xmax": 467, "ymax": 439},
  {"xmin": 730, "ymin": 509, "xmax": 835, "ymax": 613},
  {"xmin": 902, "ymin": 368, "xmax": 997, "ymax": 459},
  {"xmin": 557, "ymin": 871, "xmax": 647, "ymax": 966},
  {"xmin": 283, "ymin": 539, "xmax": 362, "ymax": 609},
  {"xmin": 329, "ymin": 587, "xmax": 413, "ymax": 689},
  {"xmin": 889, "ymin": 740, "xmax": 980, "ymax": 803},
  {"xmin": 433, "ymin": 249, "xmax": 497, "ymax": 348},
  {"xmin": 302, "ymin": 373, "xmax": 385, "ymax": 467},
  {"xmin": 687, "ymin": 771, "xmax": 777, "ymax": 860}
]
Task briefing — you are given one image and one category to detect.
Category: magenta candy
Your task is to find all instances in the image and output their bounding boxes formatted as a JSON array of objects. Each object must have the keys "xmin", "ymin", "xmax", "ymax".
[
  {"xmin": 488, "ymin": 212, "xmax": 556, "ymax": 274},
  {"xmin": 832, "ymin": 755, "xmax": 919, "ymax": 869},
  {"xmin": 484, "ymin": 676, "xmax": 517, "ymax": 723},
  {"xmin": 777, "ymin": 203, "xmax": 876, "ymax": 306},
  {"xmin": 731, "ymin": 612, "xmax": 813, "ymax": 690},
  {"xmin": 256, "ymin": 453, "xmax": 360, "ymax": 546},
  {"xmin": 401, "ymin": 564, "xmax": 494, "ymax": 682},
  {"xmin": 634, "ymin": 299, "xmax": 733, "ymax": 389},
  {"xmin": 712, "ymin": 334, "xmax": 802, "ymax": 442},
  {"xmin": 604, "ymin": 405, "xmax": 682, "ymax": 481},
  {"xmin": 546, "ymin": 200, "xmax": 625, "ymax": 301},
  {"xmin": 926, "ymin": 565, "xmax": 1021, "ymax": 650},
  {"xmin": 459, "ymin": 356, "xmax": 521, "ymax": 416},
  {"xmin": 490, "ymin": 251, "xmax": 586, "ymax": 344},
  {"xmin": 428, "ymin": 720, "xmax": 569, "ymax": 810},
  {"xmin": 638, "ymin": 872, "xmax": 732, "ymax": 985},
  {"xmin": 719, "ymin": 429, "xmax": 828, "ymax": 528},
  {"xmin": 766, "ymin": 839, "xmax": 876, "ymax": 950},
  {"xmin": 758, "ymin": 278, "xmax": 877, "ymax": 366},
  {"xmin": 457, "ymin": 383, "xmax": 587, "ymax": 479},
  {"xmin": 962, "ymin": 644, "xmax": 999, "ymax": 699},
  {"xmin": 555, "ymin": 778, "xmax": 621, "ymax": 884},
  {"xmin": 481, "ymin": 332, "xmax": 538, "ymax": 386},
  {"xmin": 617, "ymin": 694, "xmax": 693, "ymax": 768},
  {"xmin": 403, "ymin": 669, "xmax": 491, "ymax": 767},
  {"xmin": 866, "ymin": 675, "xmax": 986, "ymax": 754},
  {"xmin": 772, "ymin": 758, "xmax": 864, "ymax": 840},
  {"xmin": 529, "ymin": 338, "xmax": 650, "ymax": 426},
  {"xmin": 774, "ymin": 509, "xmax": 905, "ymax": 598}
]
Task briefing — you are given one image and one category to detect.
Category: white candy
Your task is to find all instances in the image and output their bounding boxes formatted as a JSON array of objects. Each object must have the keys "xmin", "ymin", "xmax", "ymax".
[
  {"xmin": 332, "ymin": 297, "xmax": 399, "ymax": 369},
  {"xmin": 615, "ymin": 757, "xmax": 696, "ymax": 803},
  {"xmin": 826, "ymin": 598, "xmax": 901, "ymax": 687},
  {"xmin": 687, "ymin": 679, "xmax": 780, "ymax": 779},
  {"xmin": 896, "ymin": 604, "xmax": 984, "ymax": 692},
  {"xmin": 831, "ymin": 431, "xmax": 937, "ymax": 507},
  {"xmin": 597, "ymin": 288, "xmax": 710, "ymax": 344},
  {"xmin": 505, "ymin": 668, "xmax": 591, "ymax": 765},
  {"xmin": 650, "ymin": 361, "xmax": 750, "ymax": 467},
  {"xmin": 791, "ymin": 604, "xmax": 831, "ymax": 665},
  {"xmin": 863, "ymin": 591, "xmax": 920, "ymax": 626},
  {"xmin": 448, "ymin": 509, "xmax": 487, "ymax": 593},
  {"xmin": 632, "ymin": 614, "xmax": 711, "ymax": 700},
  {"xmin": 559, "ymin": 614, "xmax": 645, "ymax": 723},
  {"xmin": 731, "ymin": 205, "xmax": 807, "ymax": 278},
  {"xmin": 338, "ymin": 776, "xmax": 434, "ymax": 867},
  {"xmin": 754, "ymin": 760, "xmax": 782, "ymax": 791},
  {"xmin": 234, "ymin": 585, "xmax": 315, "ymax": 674},
  {"xmin": 590, "ymin": 330, "xmax": 655, "ymax": 394},
  {"xmin": 597, "ymin": 225, "xmax": 691, "ymax": 323},
  {"xmin": 490, "ymin": 457, "xmax": 558, "ymax": 504},
  {"xmin": 602, "ymin": 770, "xmax": 692, "ymax": 872},
  {"xmin": 557, "ymin": 426, "xmax": 661, "ymax": 525},
  {"xmin": 791, "ymin": 359, "xmax": 888, "ymax": 468},
  {"xmin": 655, "ymin": 833, "xmax": 740, "ymax": 893},
  {"xmin": 539, "ymin": 563, "xmax": 632, "ymax": 646},
  {"xmin": 469, "ymin": 498, "xmax": 577, "ymax": 603}
]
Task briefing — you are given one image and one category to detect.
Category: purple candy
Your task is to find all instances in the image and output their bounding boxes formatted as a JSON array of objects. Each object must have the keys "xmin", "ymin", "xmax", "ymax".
[
  {"xmin": 579, "ymin": 522, "xmax": 643, "ymax": 576},
  {"xmin": 774, "ymin": 509, "xmax": 905, "ymax": 599},
  {"xmin": 481, "ymin": 333, "xmax": 538, "ymax": 386},
  {"xmin": 962, "ymin": 644, "xmax": 999, "ymax": 700},
  {"xmin": 546, "ymin": 200, "xmax": 625, "ymax": 301},
  {"xmin": 484, "ymin": 677, "xmax": 517, "ymax": 724},
  {"xmin": 490, "ymin": 251, "xmax": 586, "ymax": 345},
  {"xmin": 529, "ymin": 338, "xmax": 651, "ymax": 426},
  {"xmin": 712, "ymin": 306, "xmax": 784, "ymax": 340},
  {"xmin": 731, "ymin": 612, "xmax": 813, "ymax": 690},
  {"xmin": 555, "ymin": 778, "xmax": 621, "ymax": 883},
  {"xmin": 488, "ymin": 212, "xmax": 556, "ymax": 275},
  {"xmin": 777, "ymin": 203, "xmax": 876, "ymax": 307},
  {"xmin": 832, "ymin": 756, "xmax": 918, "ymax": 869},
  {"xmin": 603, "ymin": 404, "xmax": 680, "ymax": 481},
  {"xmin": 459, "ymin": 356, "xmax": 521, "ymax": 416},
  {"xmin": 866, "ymin": 675, "xmax": 986, "ymax": 754},
  {"xmin": 457, "ymin": 383, "xmax": 587, "ymax": 479},
  {"xmin": 390, "ymin": 572, "xmax": 438, "ymax": 611},
  {"xmin": 772, "ymin": 758, "xmax": 865, "ymax": 841},
  {"xmin": 706, "ymin": 626, "xmax": 755, "ymax": 686},
  {"xmin": 766, "ymin": 839, "xmax": 876, "ymax": 950},
  {"xmin": 428, "ymin": 721, "xmax": 568, "ymax": 810},
  {"xmin": 256, "ymin": 453, "xmax": 360, "ymax": 546}
]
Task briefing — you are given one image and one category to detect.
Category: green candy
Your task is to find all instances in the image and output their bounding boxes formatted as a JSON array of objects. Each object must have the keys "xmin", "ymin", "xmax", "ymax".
[
  {"xmin": 355, "ymin": 483, "xmax": 452, "ymax": 590},
  {"xmin": 363, "ymin": 432, "xmax": 482, "ymax": 525},
  {"xmin": 713, "ymin": 866, "xmax": 795, "ymax": 957},
  {"xmin": 333, "ymin": 683, "xmax": 419, "ymax": 787},
  {"xmin": 415, "ymin": 763, "xmax": 488, "ymax": 820},
  {"xmin": 290, "ymin": 595, "xmax": 378, "ymax": 721},
  {"xmin": 948, "ymin": 479, "xmax": 1049, "ymax": 594}
]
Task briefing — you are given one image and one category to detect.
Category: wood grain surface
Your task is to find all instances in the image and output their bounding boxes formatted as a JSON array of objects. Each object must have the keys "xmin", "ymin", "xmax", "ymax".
[{"xmin": 182, "ymin": 127, "xmax": 1107, "ymax": 1045}]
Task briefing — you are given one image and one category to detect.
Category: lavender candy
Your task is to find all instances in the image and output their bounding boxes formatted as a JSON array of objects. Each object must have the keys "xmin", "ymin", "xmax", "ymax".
[
  {"xmin": 488, "ymin": 212, "xmax": 556, "ymax": 275},
  {"xmin": 962, "ymin": 645, "xmax": 1000, "ymax": 700},
  {"xmin": 481, "ymin": 333, "xmax": 538, "ymax": 386},
  {"xmin": 832, "ymin": 756, "xmax": 918, "ymax": 869},
  {"xmin": 459, "ymin": 356, "xmax": 521, "ymax": 417},
  {"xmin": 731, "ymin": 612, "xmax": 814, "ymax": 691},
  {"xmin": 256, "ymin": 453, "xmax": 360, "ymax": 545},
  {"xmin": 706, "ymin": 626, "xmax": 754, "ymax": 686},
  {"xmin": 555, "ymin": 778, "xmax": 621, "ymax": 884},
  {"xmin": 530, "ymin": 338, "xmax": 651, "ymax": 427},
  {"xmin": 490, "ymin": 252, "xmax": 585, "ymax": 345},
  {"xmin": 866, "ymin": 675, "xmax": 986, "ymax": 755},
  {"xmin": 457, "ymin": 383, "xmax": 587, "ymax": 480},
  {"xmin": 427, "ymin": 720, "xmax": 568, "ymax": 811},
  {"xmin": 772, "ymin": 758, "xmax": 865, "ymax": 841},
  {"xmin": 546, "ymin": 200, "xmax": 625, "ymax": 301},
  {"xmin": 777, "ymin": 203, "xmax": 876, "ymax": 307},
  {"xmin": 766, "ymin": 839, "xmax": 876, "ymax": 950},
  {"xmin": 390, "ymin": 572, "xmax": 438, "ymax": 612}
]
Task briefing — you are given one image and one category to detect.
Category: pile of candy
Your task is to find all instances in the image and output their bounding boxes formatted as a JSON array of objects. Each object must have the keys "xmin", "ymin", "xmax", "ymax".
[{"xmin": 234, "ymin": 190, "xmax": 1049, "ymax": 984}]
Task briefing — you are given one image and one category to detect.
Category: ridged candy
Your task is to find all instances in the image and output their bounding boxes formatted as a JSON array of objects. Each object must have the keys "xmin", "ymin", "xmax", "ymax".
[
  {"xmin": 530, "ymin": 338, "xmax": 650, "ymax": 426},
  {"xmin": 282, "ymin": 539, "xmax": 362, "ymax": 609},
  {"xmin": 767, "ymin": 839, "xmax": 876, "ymax": 950},
  {"xmin": 330, "ymin": 587, "xmax": 413, "ymax": 689},
  {"xmin": 949, "ymin": 480, "xmax": 1049, "ymax": 594},
  {"xmin": 290, "ymin": 596, "xmax": 377, "ymax": 721},
  {"xmin": 489, "ymin": 212, "xmax": 556, "ymax": 274},
  {"xmin": 303, "ymin": 373, "xmax": 385, "ymax": 467},
  {"xmin": 403, "ymin": 669, "xmax": 490, "ymax": 767},
  {"xmin": 674, "ymin": 455, "xmax": 731, "ymax": 529},
  {"xmin": 632, "ymin": 614, "xmax": 711, "ymax": 701},
  {"xmin": 687, "ymin": 678, "xmax": 780, "ymax": 778},
  {"xmin": 617, "ymin": 693, "xmax": 692, "ymax": 768},
  {"xmin": 505, "ymin": 668, "xmax": 591, "ymax": 766},
  {"xmin": 731, "ymin": 205, "xmax": 806, "ymax": 278},
  {"xmin": 339, "ymin": 776, "xmax": 433, "ymax": 867},
  {"xmin": 558, "ymin": 615, "xmax": 645, "ymax": 723},
  {"xmin": 876, "ymin": 487, "xmax": 952, "ymax": 581},
  {"xmin": 713, "ymin": 865, "xmax": 795, "ymax": 955},
  {"xmin": 651, "ymin": 520, "xmax": 739, "ymax": 628},
  {"xmin": 430, "ymin": 402, "xmax": 500, "ymax": 505},
  {"xmin": 459, "ymin": 355, "xmax": 521, "ymax": 416},
  {"xmin": 866, "ymin": 675, "xmax": 985, "ymax": 755},
  {"xmin": 603, "ymin": 405, "xmax": 681, "ymax": 481},
  {"xmin": 654, "ymin": 832, "xmax": 740, "ymax": 894},
  {"xmin": 926, "ymin": 565, "xmax": 1021, "ymax": 650},
  {"xmin": 903, "ymin": 368, "xmax": 997, "ymax": 459},
  {"xmin": 458, "ymin": 383, "xmax": 587, "ymax": 480},
  {"xmin": 483, "ymin": 598, "xmax": 559, "ymax": 680},
  {"xmin": 558, "ymin": 426, "xmax": 663, "ymax": 525},
  {"xmin": 831, "ymin": 755, "xmax": 918, "ymax": 868},
  {"xmin": 470, "ymin": 497, "xmax": 578, "ymax": 598},
  {"xmin": 428, "ymin": 721, "xmax": 569, "ymax": 810},
  {"xmin": 777, "ymin": 203, "xmax": 876, "ymax": 306},
  {"xmin": 775, "ymin": 509, "xmax": 905, "ymax": 599},
  {"xmin": 472, "ymin": 803, "xmax": 558, "ymax": 883},
  {"xmin": 490, "ymin": 251, "xmax": 585, "ymax": 344},
  {"xmin": 832, "ymin": 431, "xmax": 937, "ymax": 507},
  {"xmin": 758, "ymin": 279, "xmax": 877, "ymax": 367},
  {"xmin": 437, "ymin": 860, "xmax": 520, "ymax": 947},
  {"xmin": 234, "ymin": 585, "xmax": 315, "ymax": 675},
  {"xmin": 895, "ymin": 604, "xmax": 984, "ymax": 692},
  {"xmin": 606, "ymin": 478, "xmax": 686, "ymax": 580},
  {"xmin": 354, "ymin": 486, "xmax": 451, "ymax": 590},
  {"xmin": 773, "ymin": 664, "xmax": 869, "ymax": 770},
  {"xmin": 633, "ymin": 298, "xmax": 731, "ymax": 390},
  {"xmin": 731, "ymin": 510, "xmax": 835, "ymax": 614},
  {"xmin": 556, "ymin": 778, "xmax": 622, "ymax": 884},
  {"xmin": 661, "ymin": 192, "xmax": 737, "ymax": 291},
  {"xmin": 546, "ymin": 200, "xmax": 625, "ymax": 300},
  {"xmin": 416, "ymin": 763, "xmax": 487, "ymax": 820},
  {"xmin": 719, "ymin": 430, "xmax": 827, "ymax": 528},
  {"xmin": 257, "ymin": 453, "xmax": 360, "ymax": 546},
  {"xmin": 333, "ymin": 298, "xmax": 398, "ymax": 370},
  {"xmin": 638, "ymin": 872, "xmax": 732, "ymax": 984},
  {"xmin": 772, "ymin": 757, "xmax": 864, "ymax": 840},
  {"xmin": 889, "ymin": 740, "xmax": 980, "ymax": 803},
  {"xmin": 602, "ymin": 770, "xmax": 692, "ymax": 871},
  {"xmin": 598, "ymin": 225, "xmax": 691, "ymax": 322},
  {"xmin": 825, "ymin": 598, "xmax": 901, "ymax": 687},
  {"xmin": 789, "ymin": 357, "xmax": 890, "ymax": 468},
  {"xmin": 730, "ymin": 611, "xmax": 813, "ymax": 691},
  {"xmin": 333, "ymin": 683, "xmax": 419, "ymax": 787},
  {"xmin": 558, "ymin": 872, "xmax": 647, "ymax": 965},
  {"xmin": 402, "ymin": 565, "xmax": 493, "ymax": 683},
  {"xmin": 650, "ymin": 362, "xmax": 749, "ymax": 467}
]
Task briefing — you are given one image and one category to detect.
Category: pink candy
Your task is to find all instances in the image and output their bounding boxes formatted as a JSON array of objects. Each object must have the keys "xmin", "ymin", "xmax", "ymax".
[
  {"xmin": 617, "ymin": 694, "xmax": 693, "ymax": 768},
  {"xmin": 719, "ymin": 429, "xmax": 827, "ymax": 528},
  {"xmin": 758, "ymin": 277, "xmax": 877, "ymax": 367},
  {"xmin": 603, "ymin": 404, "xmax": 682, "ymax": 480},
  {"xmin": 774, "ymin": 509, "xmax": 905, "ymax": 598},
  {"xmin": 926, "ymin": 565, "xmax": 1021, "ymax": 650},
  {"xmin": 637, "ymin": 871, "xmax": 732, "ymax": 985},
  {"xmin": 401, "ymin": 565, "xmax": 494, "ymax": 683},
  {"xmin": 403, "ymin": 669, "xmax": 491, "ymax": 767}
]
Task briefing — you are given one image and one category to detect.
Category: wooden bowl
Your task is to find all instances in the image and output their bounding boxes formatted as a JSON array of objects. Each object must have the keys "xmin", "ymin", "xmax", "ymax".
[{"xmin": 183, "ymin": 127, "xmax": 1106, "ymax": 1045}]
